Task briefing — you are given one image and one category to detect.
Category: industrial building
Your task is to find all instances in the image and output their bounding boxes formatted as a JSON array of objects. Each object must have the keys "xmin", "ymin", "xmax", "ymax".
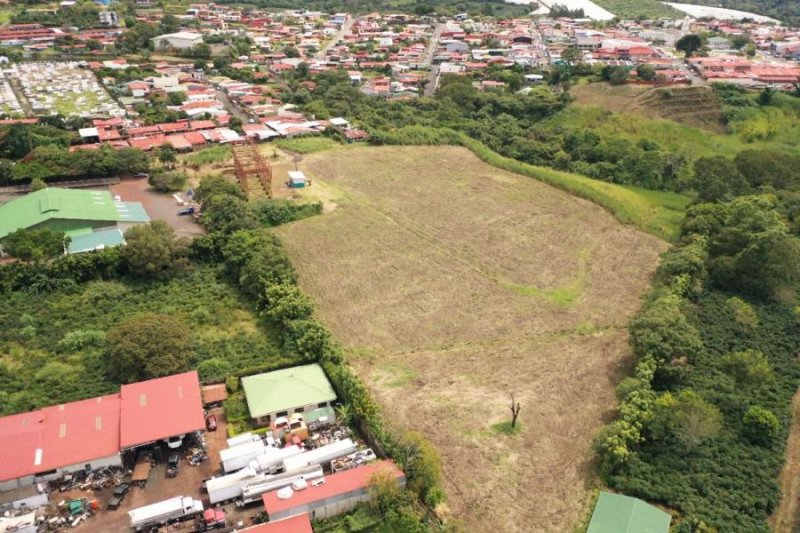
[
  {"xmin": 0, "ymin": 188, "xmax": 149, "ymax": 255},
  {"xmin": 262, "ymin": 460, "xmax": 405, "ymax": 522},
  {"xmin": 0, "ymin": 371, "xmax": 205, "ymax": 498},
  {"xmin": 151, "ymin": 31, "xmax": 203, "ymax": 50},
  {"xmin": 242, "ymin": 364, "xmax": 337, "ymax": 426},
  {"xmin": 242, "ymin": 514, "xmax": 313, "ymax": 533}
]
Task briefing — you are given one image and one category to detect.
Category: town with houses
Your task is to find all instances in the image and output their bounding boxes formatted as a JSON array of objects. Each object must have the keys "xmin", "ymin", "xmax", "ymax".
[{"xmin": 0, "ymin": 0, "xmax": 798, "ymax": 532}]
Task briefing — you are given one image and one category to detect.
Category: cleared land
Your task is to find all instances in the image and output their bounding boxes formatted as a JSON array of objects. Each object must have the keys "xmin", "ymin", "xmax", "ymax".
[{"xmin": 274, "ymin": 146, "xmax": 668, "ymax": 532}]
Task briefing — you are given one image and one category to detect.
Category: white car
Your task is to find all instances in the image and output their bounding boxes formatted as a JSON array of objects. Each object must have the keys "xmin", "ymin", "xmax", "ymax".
[{"xmin": 166, "ymin": 435, "xmax": 184, "ymax": 449}]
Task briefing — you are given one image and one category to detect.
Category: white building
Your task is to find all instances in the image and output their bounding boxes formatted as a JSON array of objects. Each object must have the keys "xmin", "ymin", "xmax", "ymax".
[{"xmin": 152, "ymin": 32, "xmax": 204, "ymax": 50}]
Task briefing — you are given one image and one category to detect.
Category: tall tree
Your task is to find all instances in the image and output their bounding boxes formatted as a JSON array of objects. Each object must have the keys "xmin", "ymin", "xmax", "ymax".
[
  {"xmin": 121, "ymin": 221, "xmax": 190, "ymax": 280},
  {"xmin": 676, "ymin": 34, "xmax": 703, "ymax": 57}
]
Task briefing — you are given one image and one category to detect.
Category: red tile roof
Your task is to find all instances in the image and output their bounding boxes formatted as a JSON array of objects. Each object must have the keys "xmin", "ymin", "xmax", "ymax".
[
  {"xmin": 119, "ymin": 371, "xmax": 204, "ymax": 449},
  {"xmin": 0, "ymin": 395, "xmax": 121, "ymax": 482},
  {"xmin": 243, "ymin": 514, "xmax": 313, "ymax": 533},
  {"xmin": 166, "ymin": 133, "xmax": 192, "ymax": 150},
  {"xmin": 183, "ymin": 131, "xmax": 207, "ymax": 146},
  {"xmin": 263, "ymin": 460, "xmax": 404, "ymax": 516}
]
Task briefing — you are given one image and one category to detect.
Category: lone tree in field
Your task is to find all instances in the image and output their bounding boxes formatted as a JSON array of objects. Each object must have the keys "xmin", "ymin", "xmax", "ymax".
[
  {"xmin": 676, "ymin": 34, "xmax": 703, "ymax": 58},
  {"xmin": 510, "ymin": 393, "xmax": 521, "ymax": 428}
]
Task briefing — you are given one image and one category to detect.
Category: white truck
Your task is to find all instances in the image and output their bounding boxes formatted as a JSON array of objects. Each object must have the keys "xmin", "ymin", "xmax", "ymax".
[
  {"xmin": 226, "ymin": 432, "xmax": 262, "ymax": 448},
  {"xmin": 128, "ymin": 496, "xmax": 203, "ymax": 531},
  {"xmin": 239, "ymin": 464, "xmax": 323, "ymax": 506},
  {"xmin": 251, "ymin": 444, "xmax": 303, "ymax": 474},
  {"xmin": 281, "ymin": 438, "xmax": 356, "ymax": 474},
  {"xmin": 221, "ymin": 440, "xmax": 267, "ymax": 473},
  {"xmin": 206, "ymin": 466, "xmax": 261, "ymax": 505}
]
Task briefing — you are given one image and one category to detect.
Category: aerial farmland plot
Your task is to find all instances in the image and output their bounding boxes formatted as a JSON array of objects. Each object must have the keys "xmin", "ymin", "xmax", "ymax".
[{"xmin": 274, "ymin": 146, "xmax": 667, "ymax": 531}]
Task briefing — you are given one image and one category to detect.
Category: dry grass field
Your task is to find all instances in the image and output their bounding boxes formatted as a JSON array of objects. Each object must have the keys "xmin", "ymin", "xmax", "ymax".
[{"xmin": 274, "ymin": 146, "xmax": 668, "ymax": 532}]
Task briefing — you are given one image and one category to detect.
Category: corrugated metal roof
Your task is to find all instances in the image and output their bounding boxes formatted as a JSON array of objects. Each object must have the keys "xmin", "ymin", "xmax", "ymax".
[
  {"xmin": 263, "ymin": 461, "xmax": 404, "ymax": 515},
  {"xmin": 67, "ymin": 228, "xmax": 125, "ymax": 254},
  {"xmin": 0, "ymin": 188, "xmax": 148, "ymax": 240},
  {"xmin": 587, "ymin": 492, "xmax": 671, "ymax": 533},
  {"xmin": 242, "ymin": 364, "xmax": 336, "ymax": 419},
  {"xmin": 241, "ymin": 514, "xmax": 312, "ymax": 533}
]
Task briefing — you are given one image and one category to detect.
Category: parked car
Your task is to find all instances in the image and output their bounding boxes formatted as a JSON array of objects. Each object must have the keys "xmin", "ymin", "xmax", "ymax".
[
  {"xmin": 177, "ymin": 206, "xmax": 195, "ymax": 216},
  {"xmin": 206, "ymin": 414, "xmax": 217, "ymax": 432},
  {"xmin": 166, "ymin": 453, "xmax": 180, "ymax": 478}
]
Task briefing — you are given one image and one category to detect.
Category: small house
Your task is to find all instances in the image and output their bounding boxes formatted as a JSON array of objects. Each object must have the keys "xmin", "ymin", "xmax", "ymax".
[{"xmin": 241, "ymin": 364, "xmax": 336, "ymax": 426}]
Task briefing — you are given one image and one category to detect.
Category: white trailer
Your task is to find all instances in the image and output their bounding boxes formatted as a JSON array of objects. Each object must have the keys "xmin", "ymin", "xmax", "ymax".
[
  {"xmin": 221, "ymin": 440, "xmax": 267, "ymax": 473},
  {"xmin": 239, "ymin": 465, "xmax": 324, "ymax": 505},
  {"xmin": 128, "ymin": 496, "xmax": 204, "ymax": 530},
  {"xmin": 206, "ymin": 466, "xmax": 260, "ymax": 505},
  {"xmin": 282, "ymin": 439, "xmax": 356, "ymax": 474},
  {"xmin": 251, "ymin": 444, "xmax": 303, "ymax": 474},
  {"xmin": 226, "ymin": 433, "xmax": 262, "ymax": 448}
]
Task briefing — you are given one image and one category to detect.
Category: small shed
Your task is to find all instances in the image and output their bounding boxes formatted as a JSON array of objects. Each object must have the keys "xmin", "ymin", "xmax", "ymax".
[
  {"xmin": 288, "ymin": 171, "xmax": 307, "ymax": 189},
  {"xmin": 201, "ymin": 384, "xmax": 228, "ymax": 406},
  {"xmin": 587, "ymin": 492, "xmax": 671, "ymax": 533}
]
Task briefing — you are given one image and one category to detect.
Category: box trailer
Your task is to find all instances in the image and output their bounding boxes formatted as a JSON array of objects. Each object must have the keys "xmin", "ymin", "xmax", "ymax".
[
  {"xmin": 226, "ymin": 433, "xmax": 261, "ymax": 448},
  {"xmin": 128, "ymin": 496, "xmax": 203, "ymax": 530},
  {"xmin": 239, "ymin": 465, "xmax": 323, "ymax": 506},
  {"xmin": 206, "ymin": 467, "xmax": 261, "ymax": 505},
  {"xmin": 251, "ymin": 445, "xmax": 303, "ymax": 474},
  {"xmin": 281, "ymin": 439, "xmax": 356, "ymax": 474},
  {"xmin": 221, "ymin": 440, "xmax": 267, "ymax": 473}
]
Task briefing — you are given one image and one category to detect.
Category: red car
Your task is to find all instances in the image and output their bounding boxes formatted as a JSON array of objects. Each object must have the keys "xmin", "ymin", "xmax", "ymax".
[{"xmin": 206, "ymin": 414, "xmax": 217, "ymax": 432}]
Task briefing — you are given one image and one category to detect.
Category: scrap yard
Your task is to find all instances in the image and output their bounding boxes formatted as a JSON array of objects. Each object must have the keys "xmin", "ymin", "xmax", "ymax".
[{"xmin": 0, "ymin": 365, "xmax": 392, "ymax": 532}]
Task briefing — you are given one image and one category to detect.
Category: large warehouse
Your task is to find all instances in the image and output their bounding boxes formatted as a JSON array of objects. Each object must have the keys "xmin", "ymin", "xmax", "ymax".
[
  {"xmin": 0, "ymin": 371, "xmax": 204, "ymax": 494},
  {"xmin": 0, "ymin": 188, "xmax": 149, "ymax": 255}
]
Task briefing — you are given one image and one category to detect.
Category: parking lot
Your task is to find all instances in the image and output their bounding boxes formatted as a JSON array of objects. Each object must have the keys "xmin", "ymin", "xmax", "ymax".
[
  {"xmin": 62, "ymin": 409, "xmax": 259, "ymax": 532},
  {"xmin": 110, "ymin": 178, "xmax": 205, "ymax": 239}
]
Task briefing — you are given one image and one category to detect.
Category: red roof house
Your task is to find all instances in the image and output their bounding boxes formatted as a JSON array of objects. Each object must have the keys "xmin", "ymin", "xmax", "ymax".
[{"xmin": 119, "ymin": 371, "xmax": 205, "ymax": 449}]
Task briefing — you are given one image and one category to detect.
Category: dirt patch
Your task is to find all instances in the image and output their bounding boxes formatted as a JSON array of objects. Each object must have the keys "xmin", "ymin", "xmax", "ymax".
[
  {"xmin": 274, "ymin": 146, "xmax": 667, "ymax": 532},
  {"xmin": 110, "ymin": 179, "xmax": 204, "ymax": 239},
  {"xmin": 770, "ymin": 390, "xmax": 800, "ymax": 533}
]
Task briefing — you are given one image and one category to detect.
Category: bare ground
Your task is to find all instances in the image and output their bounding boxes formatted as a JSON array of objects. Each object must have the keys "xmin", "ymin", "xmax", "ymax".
[
  {"xmin": 274, "ymin": 146, "xmax": 667, "ymax": 532},
  {"xmin": 771, "ymin": 389, "xmax": 800, "ymax": 533}
]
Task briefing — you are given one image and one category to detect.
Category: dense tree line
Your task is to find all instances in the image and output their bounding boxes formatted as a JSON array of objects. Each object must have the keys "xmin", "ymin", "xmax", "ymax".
[{"xmin": 595, "ymin": 188, "xmax": 800, "ymax": 529}]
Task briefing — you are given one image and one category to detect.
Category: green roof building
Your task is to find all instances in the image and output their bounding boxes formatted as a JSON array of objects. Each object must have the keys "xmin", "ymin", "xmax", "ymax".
[
  {"xmin": 0, "ymin": 188, "xmax": 149, "ymax": 254},
  {"xmin": 241, "ymin": 364, "xmax": 337, "ymax": 425},
  {"xmin": 587, "ymin": 492, "xmax": 671, "ymax": 533}
]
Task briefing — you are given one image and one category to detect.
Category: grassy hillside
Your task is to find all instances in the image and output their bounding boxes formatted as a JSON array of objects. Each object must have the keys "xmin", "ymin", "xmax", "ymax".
[
  {"xmin": 592, "ymin": 0, "xmax": 684, "ymax": 19},
  {"xmin": 669, "ymin": 0, "xmax": 799, "ymax": 24}
]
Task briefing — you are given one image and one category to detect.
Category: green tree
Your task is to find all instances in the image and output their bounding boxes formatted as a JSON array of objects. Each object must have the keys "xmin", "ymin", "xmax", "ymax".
[
  {"xmin": 197, "ymin": 358, "xmax": 232, "ymax": 382},
  {"xmin": 167, "ymin": 92, "xmax": 186, "ymax": 106},
  {"xmin": 692, "ymin": 156, "xmax": 749, "ymax": 202},
  {"xmin": 263, "ymin": 283, "xmax": 314, "ymax": 323},
  {"xmin": 742, "ymin": 406, "xmax": 780, "ymax": 447},
  {"xmin": 201, "ymin": 194, "xmax": 258, "ymax": 234},
  {"xmin": 6, "ymin": 123, "xmax": 33, "ymax": 159},
  {"xmin": 561, "ymin": 46, "xmax": 580, "ymax": 65},
  {"xmin": 106, "ymin": 313, "xmax": 194, "ymax": 383},
  {"xmin": 636, "ymin": 64, "xmax": 656, "ymax": 81},
  {"xmin": 676, "ymin": 34, "xmax": 703, "ymax": 57},
  {"xmin": 29, "ymin": 177, "xmax": 47, "ymax": 191},
  {"xmin": 121, "ymin": 221, "xmax": 190, "ymax": 280},
  {"xmin": 3, "ymin": 228, "xmax": 67, "ymax": 261},
  {"xmin": 157, "ymin": 143, "xmax": 177, "ymax": 169},
  {"xmin": 401, "ymin": 431, "xmax": 444, "ymax": 507},
  {"xmin": 721, "ymin": 350, "xmax": 773, "ymax": 391},
  {"xmin": 195, "ymin": 174, "xmax": 245, "ymax": 203},
  {"xmin": 629, "ymin": 294, "xmax": 703, "ymax": 363},
  {"xmin": 148, "ymin": 171, "xmax": 187, "ymax": 193},
  {"xmin": 651, "ymin": 390, "xmax": 722, "ymax": 449}
]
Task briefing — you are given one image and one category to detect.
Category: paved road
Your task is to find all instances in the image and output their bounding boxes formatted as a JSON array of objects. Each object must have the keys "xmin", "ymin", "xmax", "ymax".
[
  {"xmin": 316, "ymin": 18, "xmax": 354, "ymax": 61},
  {"xmin": 215, "ymin": 88, "xmax": 250, "ymax": 122},
  {"xmin": 422, "ymin": 23, "xmax": 444, "ymax": 96}
]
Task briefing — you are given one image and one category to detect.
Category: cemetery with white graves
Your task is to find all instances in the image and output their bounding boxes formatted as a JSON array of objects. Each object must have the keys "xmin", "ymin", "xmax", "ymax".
[{"xmin": 10, "ymin": 61, "xmax": 124, "ymax": 118}]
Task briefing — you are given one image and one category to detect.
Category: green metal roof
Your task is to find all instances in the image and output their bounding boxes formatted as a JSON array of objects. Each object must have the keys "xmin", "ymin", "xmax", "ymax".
[
  {"xmin": 0, "ymin": 188, "xmax": 126, "ymax": 239},
  {"xmin": 241, "ymin": 364, "xmax": 337, "ymax": 419},
  {"xmin": 67, "ymin": 228, "xmax": 126, "ymax": 254},
  {"xmin": 587, "ymin": 492, "xmax": 671, "ymax": 533},
  {"xmin": 115, "ymin": 202, "xmax": 150, "ymax": 223}
]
